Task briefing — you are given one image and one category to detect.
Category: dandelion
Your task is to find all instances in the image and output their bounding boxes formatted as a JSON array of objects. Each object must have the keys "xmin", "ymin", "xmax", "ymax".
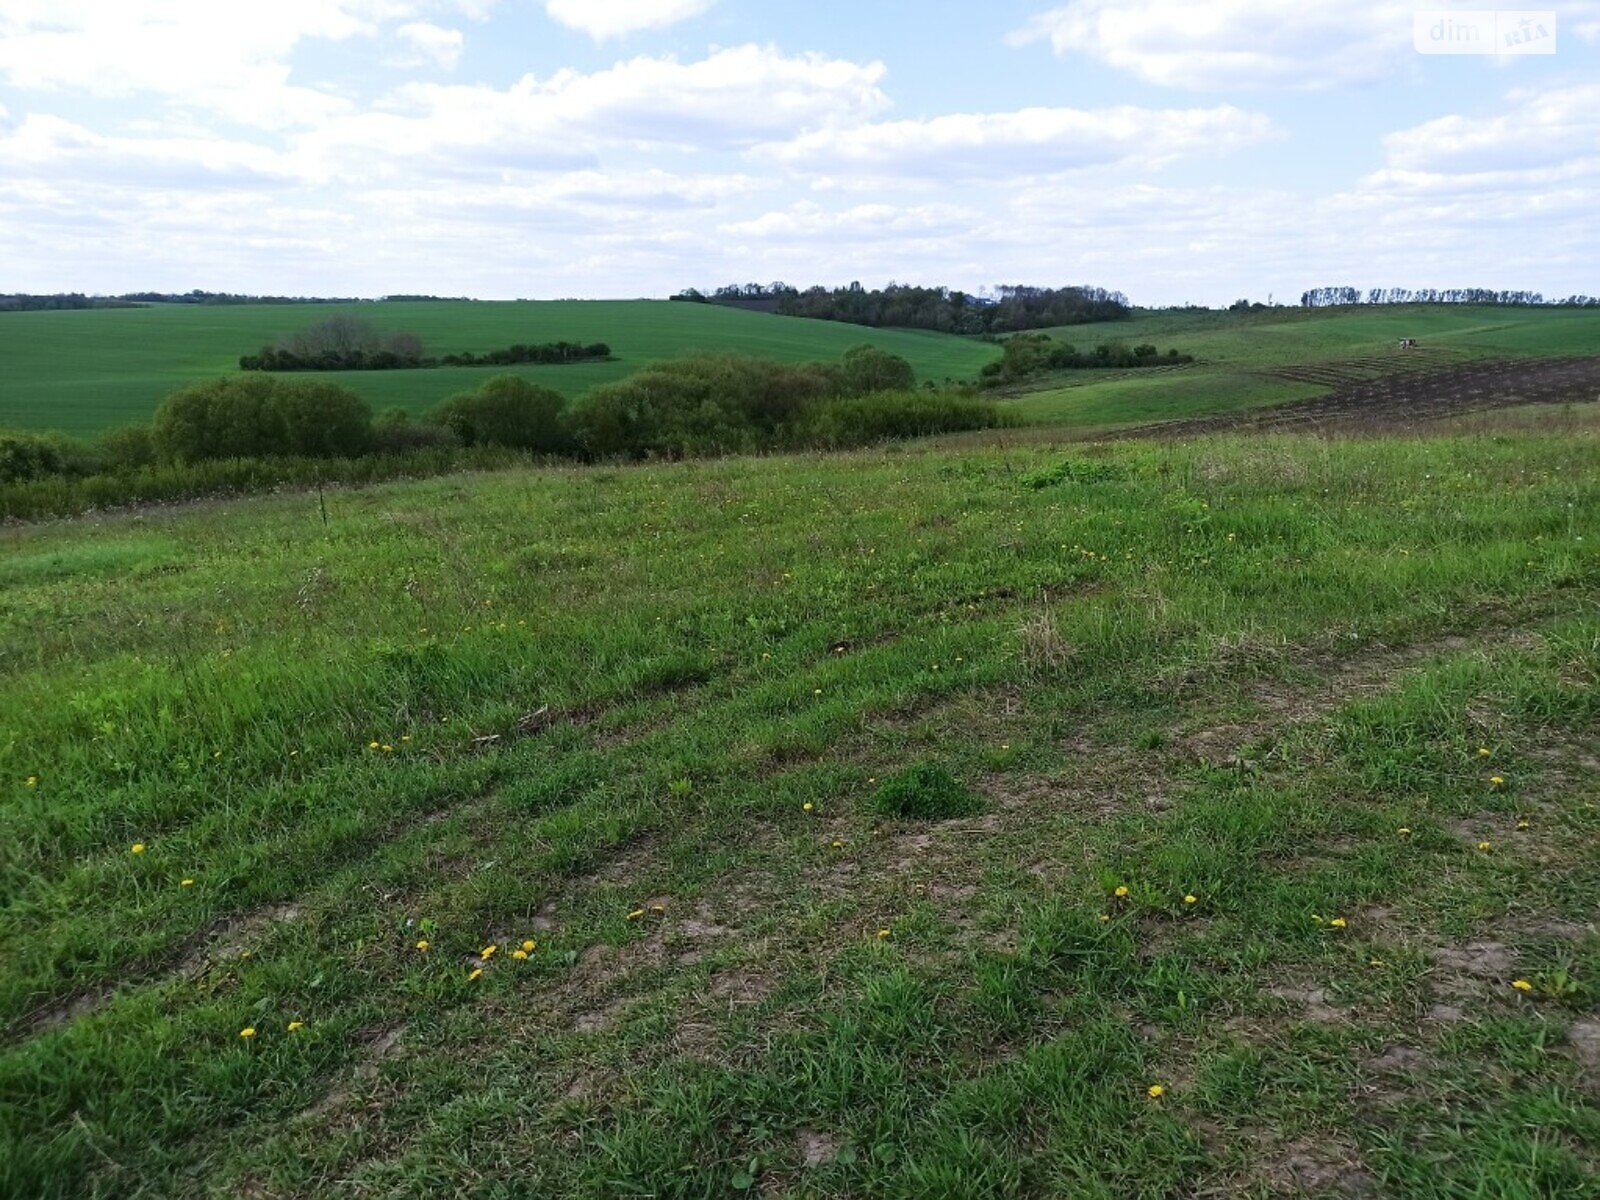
[
  {"xmin": 382, "ymin": 744, "xmax": 394, "ymax": 753},
  {"xmin": 522, "ymin": 940, "xmax": 536, "ymax": 953},
  {"xmin": 369, "ymin": 741, "xmax": 379, "ymax": 749},
  {"xmin": 25, "ymin": 776, "xmax": 37, "ymax": 787},
  {"xmin": 1516, "ymin": 819, "xmax": 1531, "ymax": 830},
  {"xmin": 831, "ymin": 839, "xmax": 846, "ymax": 849},
  {"xmin": 1329, "ymin": 917, "xmax": 1348, "ymax": 929},
  {"xmin": 1114, "ymin": 885, "xmax": 1130, "ymax": 898},
  {"xmin": 1478, "ymin": 747, "xmax": 1492, "ymax": 758},
  {"xmin": 626, "ymin": 909, "xmax": 645, "ymax": 921},
  {"xmin": 1147, "ymin": 1084, "xmax": 1165, "ymax": 1099},
  {"xmin": 814, "ymin": 688, "xmax": 823, "ymax": 695},
  {"xmin": 1490, "ymin": 776, "xmax": 1505, "ymax": 788},
  {"xmin": 468, "ymin": 968, "xmax": 483, "ymax": 982},
  {"xmin": 480, "ymin": 944, "xmax": 498, "ymax": 959},
  {"xmin": 1477, "ymin": 841, "xmax": 1493, "ymax": 853},
  {"xmin": 650, "ymin": 904, "xmax": 666, "ymax": 914},
  {"xmin": 1311, "ymin": 913, "xmax": 1325, "ymax": 924},
  {"xmin": 1098, "ymin": 913, "xmax": 1111, "ymax": 923},
  {"xmin": 802, "ymin": 802, "xmax": 814, "ymax": 813},
  {"xmin": 415, "ymin": 939, "xmax": 430, "ymax": 953},
  {"xmin": 1511, "ymin": 979, "xmax": 1534, "ymax": 993},
  {"xmin": 131, "ymin": 843, "xmax": 146, "ymax": 855},
  {"xmin": 1397, "ymin": 827, "xmax": 1412, "ymax": 837},
  {"xmin": 287, "ymin": 1021, "xmax": 304, "ymax": 1032},
  {"xmin": 1369, "ymin": 958, "xmax": 1385, "ymax": 969},
  {"xmin": 181, "ymin": 878, "xmax": 195, "ymax": 887},
  {"xmin": 1183, "ymin": 894, "xmax": 1198, "ymax": 905},
  {"xmin": 511, "ymin": 949, "xmax": 529, "ymax": 961},
  {"xmin": 239, "ymin": 1027, "xmax": 256, "ymax": 1040},
  {"xmin": 877, "ymin": 928, "xmax": 891, "ymax": 939}
]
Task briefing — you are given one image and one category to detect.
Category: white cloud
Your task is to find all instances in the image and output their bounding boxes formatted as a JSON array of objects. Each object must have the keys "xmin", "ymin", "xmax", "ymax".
[
  {"xmin": 291, "ymin": 45, "xmax": 889, "ymax": 179},
  {"xmin": 1013, "ymin": 0, "xmax": 1417, "ymax": 89},
  {"xmin": 757, "ymin": 104, "xmax": 1275, "ymax": 179},
  {"xmin": 390, "ymin": 22, "xmax": 465, "ymax": 69},
  {"xmin": 1379, "ymin": 82, "xmax": 1600, "ymax": 176},
  {"xmin": 1015, "ymin": 0, "xmax": 1600, "ymax": 89},
  {"xmin": 542, "ymin": 0, "xmax": 713, "ymax": 40}
]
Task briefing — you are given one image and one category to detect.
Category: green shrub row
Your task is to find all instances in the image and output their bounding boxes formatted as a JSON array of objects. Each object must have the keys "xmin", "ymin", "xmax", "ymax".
[{"xmin": 0, "ymin": 346, "xmax": 1013, "ymax": 519}]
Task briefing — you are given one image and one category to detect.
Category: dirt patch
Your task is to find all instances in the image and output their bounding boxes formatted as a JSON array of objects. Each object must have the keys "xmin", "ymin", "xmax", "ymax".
[
  {"xmin": 1124, "ymin": 357, "xmax": 1600, "ymax": 440},
  {"xmin": 1268, "ymin": 985, "xmax": 1347, "ymax": 1024},
  {"xmin": 1266, "ymin": 1136, "xmax": 1378, "ymax": 1197},
  {"xmin": 1366, "ymin": 1044, "xmax": 1430, "ymax": 1073},
  {"xmin": 1567, "ymin": 1019, "xmax": 1600, "ymax": 1073},
  {"xmin": 796, "ymin": 1129, "xmax": 843, "ymax": 1169},
  {"xmin": 706, "ymin": 969, "xmax": 775, "ymax": 1007}
]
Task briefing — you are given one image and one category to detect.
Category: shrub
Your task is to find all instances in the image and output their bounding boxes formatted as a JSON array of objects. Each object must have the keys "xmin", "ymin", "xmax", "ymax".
[
  {"xmin": 372, "ymin": 408, "xmax": 460, "ymax": 455},
  {"xmin": 567, "ymin": 354, "xmax": 842, "ymax": 459},
  {"xmin": 0, "ymin": 429, "xmax": 68, "ymax": 484},
  {"xmin": 96, "ymin": 425, "xmax": 158, "ymax": 471},
  {"xmin": 429, "ymin": 375, "xmax": 570, "ymax": 452},
  {"xmin": 152, "ymin": 375, "xmax": 373, "ymax": 462},
  {"xmin": 801, "ymin": 390, "xmax": 1014, "ymax": 448},
  {"xmin": 840, "ymin": 345, "xmax": 916, "ymax": 393},
  {"xmin": 871, "ymin": 763, "xmax": 986, "ymax": 820}
]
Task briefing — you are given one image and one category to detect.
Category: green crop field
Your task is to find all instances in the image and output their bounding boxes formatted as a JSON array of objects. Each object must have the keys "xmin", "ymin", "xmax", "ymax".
[
  {"xmin": 1015, "ymin": 304, "xmax": 1600, "ymax": 429},
  {"xmin": 0, "ymin": 300, "xmax": 1000, "ymax": 436},
  {"xmin": 3, "ymin": 403, "xmax": 1599, "ymax": 1197}
]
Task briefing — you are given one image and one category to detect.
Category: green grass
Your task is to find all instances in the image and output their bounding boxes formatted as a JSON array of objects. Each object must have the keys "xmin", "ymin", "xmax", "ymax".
[
  {"xmin": 0, "ymin": 300, "xmax": 1000, "ymax": 436},
  {"xmin": 1, "ymin": 408, "xmax": 1597, "ymax": 1196},
  {"xmin": 1016, "ymin": 304, "xmax": 1600, "ymax": 429}
]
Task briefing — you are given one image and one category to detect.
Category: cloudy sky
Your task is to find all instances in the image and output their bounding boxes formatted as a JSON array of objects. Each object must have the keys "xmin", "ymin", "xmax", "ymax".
[{"xmin": 1, "ymin": 0, "xmax": 1597, "ymax": 304}]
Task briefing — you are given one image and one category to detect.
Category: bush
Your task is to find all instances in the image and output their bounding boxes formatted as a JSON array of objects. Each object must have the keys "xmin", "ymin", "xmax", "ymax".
[
  {"xmin": 801, "ymin": 390, "xmax": 1014, "ymax": 448},
  {"xmin": 567, "ymin": 354, "xmax": 842, "ymax": 459},
  {"xmin": 429, "ymin": 375, "xmax": 570, "ymax": 452},
  {"xmin": 871, "ymin": 763, "xmax": 986, "ymax": 819},
  {"xmin": 840, "ymin": 345, "xmax": 916, "ymax": 393},
  {"xmin": 152, "ymin": 376, "xmax": 373, "ymax": 462},
  {"xmin": 96, "ymin": 425, "xmax": 158, "ymax": 471},
  {"xmin": 0, "ymin": 429, "xmax": 68, "ymax": 484},
  {"xmin": 372, "ymin": 408, "xmax": 460, "ymax": 455}
]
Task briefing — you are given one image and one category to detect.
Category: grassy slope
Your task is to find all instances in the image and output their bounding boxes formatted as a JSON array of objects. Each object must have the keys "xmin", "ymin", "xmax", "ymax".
[
  {"xmin": 0, "ymin": 300, "xmax": 999, "ymax": 435},
  {"xmin": 1016, "ymin": 305, "xmax": 1600, "ymax": 429},
  {"xmin": 1, "ymin": 411, "xmax": 1598, "ymax": 1197}
]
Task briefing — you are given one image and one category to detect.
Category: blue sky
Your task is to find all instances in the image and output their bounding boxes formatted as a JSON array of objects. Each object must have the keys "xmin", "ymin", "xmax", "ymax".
[{"xmin": 1, "ymin": 1, "xmax": 1597, "ymax": 304}]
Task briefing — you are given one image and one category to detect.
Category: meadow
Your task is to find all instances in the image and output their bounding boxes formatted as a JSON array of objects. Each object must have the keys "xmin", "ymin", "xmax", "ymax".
[
  {"xmin": 0, "ymin": 300, "xmax": 999, "ymax": 436},
  {"xmin": 2, "ymin": 405, "xmax": 1597, "ymax": 1197}
]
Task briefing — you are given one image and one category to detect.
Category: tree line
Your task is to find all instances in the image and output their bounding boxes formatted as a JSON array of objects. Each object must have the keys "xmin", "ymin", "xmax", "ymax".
[
  {"xmin": 1300, "ymin": 287, "xmax": 1600, "ymax": 308},
  {"xmin": 979, "ymin": 334, "xmax": 1192, "ymax": 385},
  {"xmin": 238, "ymin": 315, "xmax": 610, "ymax": 372},
  {"xmin": 673, "ymin": 282, "xmax": 1131, "ymax": 333}
]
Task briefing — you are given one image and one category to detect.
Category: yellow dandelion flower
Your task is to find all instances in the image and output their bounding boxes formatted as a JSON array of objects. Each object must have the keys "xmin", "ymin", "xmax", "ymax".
[
  {"xmin": 802, "ymin": 802, "xmax": 814, "ymax": 813},
  {"xmin": 1098, "ymin": 913, "xmax": 1111, "ymax": 923},
  {"xmin": 181, "ymin": 878, "xmax": 195, "ymax": 887},
  {"xmin": 382, "ymin": 744, "xmax": 394, "ymax": 753},
  {"xmin": 1477, "ymin": 841, "xmax": 1493, "ymax": 852},
  {"xmin": 1184, "ymin": 894, "xmax": 1198, "ymax": 905},
  {"xmin": 1516, "ymin": 819, "xmax": 1531, "ymax": 830},
  {"xmin": 1490, "ymin": 776, "xmax": 1505, "ymax": 788},
  {"xmin": 1478, "ymin": 747, "xmax": 1492, "ymax": 758},
  {"xmin": 1114, "ymin": 886, "xmax": 1130, "ymax": 898},
  {"xmin": 468, "ymin": 968, "xmax": 483, "ymax": 981},
  {"xmin": 25, "ymin": 776, "xmax": 37, "ymax": 787},
  {"xmin": 1397, "ymin": 827, "xmax": 1412, "ymax": 837},
  {"xmin": 877, "ymin": 928, "xmax": 891, "ymax": 939},
  {"xmin": 650, "ymin": 904, "xmax": 666, "ymax": 914},
  {"xmin": 368, "ymin": 741, "xmax": 379, "ymax": 749},
  {"xmin": 480, "ymin": 944, "xmax": 497, "ymax": 959},
  {"xmin": 511, "ymin": 949, "xmax": 528, "ymax": 961},
  {"xmin": 1369, "ymin": 958, "xmax": 1385, "ymax": 969},
  {"xmin": 626, "ymin": 909, "xmax": 645, "ymax": 921},
  {"xmin": 1329, "ymin": 917, "xmax": 1348, "ymax": 929},
  {"xmin": 239, "ymin": 1027, "xmax": 256, "ymax": 1040},
  {"xmin": 1311, "ymin": 913, "xmax": 1325, "ymax": 924},
  {"xmin": 287, "ymin": 1021, "xmax": 304, "ymax": 1032},
  {"xmin": 522, "ymin": 940, "xmax": 536, "ymax": 953},
  {"xmin": 415, "ymin": 939, "xmax": 430, "ymax": 952},
  {"xmin": 1511, "ymin": 979, "xmax": 1534, "ymax": 993},
  {"xmin": 131, "ymin": 843, "xmax": 146, "ymax": 855},
  {"xmin": 831, "ymin": 839, "xmax": 846, "ymax": 849},
  {"xmin": 1147, "ymin": 1084, "xmax": 1165, "ymax": 1099}
]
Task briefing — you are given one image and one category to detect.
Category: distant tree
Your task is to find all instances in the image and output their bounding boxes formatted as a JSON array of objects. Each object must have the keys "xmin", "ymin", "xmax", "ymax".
[{"xmin": 279, "ymin": 315, "xmax": 383, "ymax": 359}]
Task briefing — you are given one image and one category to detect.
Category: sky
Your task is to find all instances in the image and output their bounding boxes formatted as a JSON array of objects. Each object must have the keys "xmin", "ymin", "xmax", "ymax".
[{"xmin": 1, "ymin": 0, "xmax": 1597, "ymax": 305}]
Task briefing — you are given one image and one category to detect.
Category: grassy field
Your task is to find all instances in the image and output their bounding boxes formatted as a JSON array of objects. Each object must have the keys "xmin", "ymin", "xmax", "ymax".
[
  {"xmin": 2, "ymin": 407, "xmax": 1598, "ymax": 1197},
  {"xmin": 1016, "ymin": 305, "xmax": 1600, "ymax": 429},
  {"xmin": 0, "ymin": 300, "xmax": 999, "ymax": 436}
]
